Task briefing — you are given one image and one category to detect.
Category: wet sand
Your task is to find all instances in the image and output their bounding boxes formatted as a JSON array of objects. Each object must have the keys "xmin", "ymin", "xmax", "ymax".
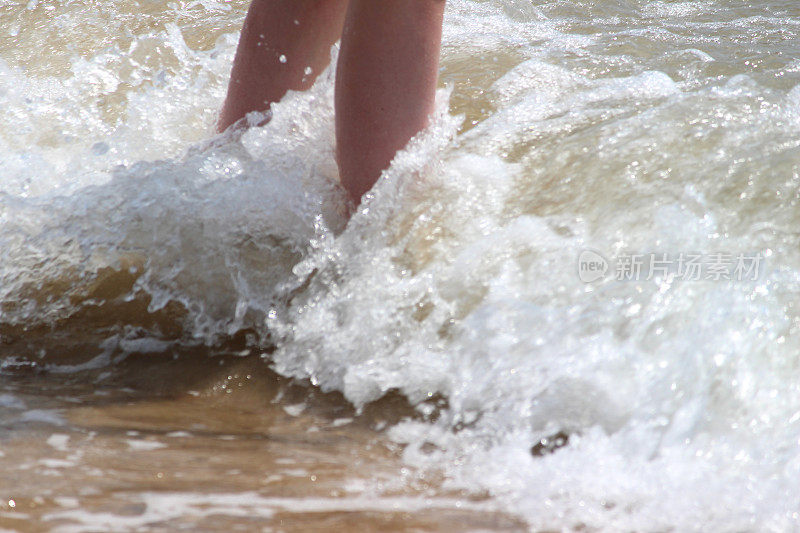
[{"xmin": 0, "ymin": 335, "xmax": 526, "ymax": 531}]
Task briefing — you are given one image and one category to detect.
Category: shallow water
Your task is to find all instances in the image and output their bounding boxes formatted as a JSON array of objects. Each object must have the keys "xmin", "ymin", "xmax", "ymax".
[
  {"xmin": 3, "ymin": 0, "xmax": 800, "ymax": 530},
  {"xmin": 0, "ymin": 350, "xmax": 522, "ymax": 532}
]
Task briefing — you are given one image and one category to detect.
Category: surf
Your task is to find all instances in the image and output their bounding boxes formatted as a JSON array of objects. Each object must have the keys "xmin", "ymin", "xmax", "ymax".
[{"xmin": 3, "ymin": 0, "xmax": 800, "ymax": 530}]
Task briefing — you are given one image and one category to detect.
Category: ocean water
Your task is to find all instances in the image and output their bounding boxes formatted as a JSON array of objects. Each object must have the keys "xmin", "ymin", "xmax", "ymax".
[{"xmin": 2, "ymin": 0, "xmax": 800, "ymax": 530}]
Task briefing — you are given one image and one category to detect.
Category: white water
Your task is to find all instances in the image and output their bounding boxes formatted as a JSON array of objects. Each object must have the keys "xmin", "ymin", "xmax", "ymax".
[{"xmin": 3, "ymin": 0, "xmax": 800, "ymax": 529}]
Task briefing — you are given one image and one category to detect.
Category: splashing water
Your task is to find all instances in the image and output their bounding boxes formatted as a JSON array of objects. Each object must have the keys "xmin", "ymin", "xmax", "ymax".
[{"xmin": 3, "ymin": 0, "xmax": 800, "ymax": 529}]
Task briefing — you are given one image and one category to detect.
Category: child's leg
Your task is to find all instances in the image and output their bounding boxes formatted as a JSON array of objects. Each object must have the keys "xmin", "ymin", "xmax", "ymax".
[
  {"xmin": 218, "ymin": 0, "xmax": 349, "ymax": 132},
  {"xmin": 335, "ymin": 0, "xmax": 446, "ymax": 202}
]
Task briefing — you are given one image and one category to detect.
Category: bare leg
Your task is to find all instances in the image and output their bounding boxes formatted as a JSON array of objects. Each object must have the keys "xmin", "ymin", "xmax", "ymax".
[
  {"xmin": 218, "ymin": 0, "xmax": 349, "ymax": 132},
  {"xmin": 335, "ymin": 0, "xmax": 446, "ymax": 202}
]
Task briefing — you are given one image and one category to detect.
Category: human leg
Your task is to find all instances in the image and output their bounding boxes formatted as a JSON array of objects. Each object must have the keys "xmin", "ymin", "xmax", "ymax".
[
  {"xmin": 218, "ymin": 0, "xmax": 349, "ymax": 132},
  {"xmin": 335, "ymin": 0, "xmax": 446, "ymax": 202}
]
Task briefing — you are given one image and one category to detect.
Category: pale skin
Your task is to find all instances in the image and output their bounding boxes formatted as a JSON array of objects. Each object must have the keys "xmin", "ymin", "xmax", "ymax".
[{"xmin": 218, "ymin": 0, "xmax": 446, "ymax": 203}]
